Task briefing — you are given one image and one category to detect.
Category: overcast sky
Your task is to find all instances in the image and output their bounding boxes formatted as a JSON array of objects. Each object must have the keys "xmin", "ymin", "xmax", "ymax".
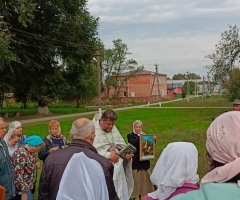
[{"xmin": 87, "ymin": 0, "xmax": 240, "ymax": 78}]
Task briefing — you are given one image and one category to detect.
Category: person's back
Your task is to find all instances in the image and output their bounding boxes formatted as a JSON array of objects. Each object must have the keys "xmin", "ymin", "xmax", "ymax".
[
  {"xmin": 143, "ymin": 142, "xmax": 199, "ymax": 200},
  {"xmin": 56, "ymin": 152, "xmax": 109, "ymax": 200},
  {"xmin": 173, "ymin": 183, "xmax": 240, "ymax": 200}
]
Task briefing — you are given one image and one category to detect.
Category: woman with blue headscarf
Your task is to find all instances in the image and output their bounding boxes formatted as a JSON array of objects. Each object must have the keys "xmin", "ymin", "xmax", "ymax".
[{"xmin": 11, "ymin": 136, "xmax": 44, "ymax": 200}]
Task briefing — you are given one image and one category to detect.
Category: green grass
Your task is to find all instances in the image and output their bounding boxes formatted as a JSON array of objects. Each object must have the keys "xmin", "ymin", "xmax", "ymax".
[{"xmin": 160, "ymin": 95, "xmax": 232, "ymax": 107}]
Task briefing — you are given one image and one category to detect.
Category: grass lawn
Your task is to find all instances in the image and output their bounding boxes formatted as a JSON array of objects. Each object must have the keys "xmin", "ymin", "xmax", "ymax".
[{"xmin": 161, "ymin": 95, "xmax": 232, "ymax": 107}]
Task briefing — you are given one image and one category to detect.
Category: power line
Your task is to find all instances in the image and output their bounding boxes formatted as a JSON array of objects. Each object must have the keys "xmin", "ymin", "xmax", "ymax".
[{"xmin": 4, "ymin": 25, "xmax": 97, "ymax": 49}]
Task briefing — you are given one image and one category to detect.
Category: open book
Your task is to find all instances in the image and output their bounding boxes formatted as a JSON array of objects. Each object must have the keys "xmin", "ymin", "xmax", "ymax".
[{"xmin": 118, "ymin": 143, "xmax": 137, "ymax": 160}]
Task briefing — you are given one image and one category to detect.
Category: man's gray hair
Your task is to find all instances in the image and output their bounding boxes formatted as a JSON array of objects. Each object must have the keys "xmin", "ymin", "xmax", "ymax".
[
  {"xmin": 0, "ymin": 117, "xmax": 5, "ymax": 122},
  {"xmin": 70, "ymin": 119, "xmax": 95, "ymax": 139}
]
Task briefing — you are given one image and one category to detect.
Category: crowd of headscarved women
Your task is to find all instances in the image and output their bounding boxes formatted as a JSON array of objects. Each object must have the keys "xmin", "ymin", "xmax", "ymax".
[{"xmin": 1, "ymin": 110, "xmax": 240, "ymax": 200}]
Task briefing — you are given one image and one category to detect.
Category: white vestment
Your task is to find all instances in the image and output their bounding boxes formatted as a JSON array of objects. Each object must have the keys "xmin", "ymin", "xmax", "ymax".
[
  {"xmin": 56, "ymin": 152, "xmax": 109, "ymax": 200},
  {"xmin": 93, "ymin": 120, "xmax": 134, "ymax": 200}
]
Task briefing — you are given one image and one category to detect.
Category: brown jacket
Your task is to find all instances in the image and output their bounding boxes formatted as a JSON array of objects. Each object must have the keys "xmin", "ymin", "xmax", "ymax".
[{"xmin": 38, "ymin": 139, "xmax": 119, "ymax": 200}]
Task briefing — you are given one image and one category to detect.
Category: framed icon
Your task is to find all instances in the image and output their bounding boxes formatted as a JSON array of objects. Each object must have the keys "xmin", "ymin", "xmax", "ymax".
[{"xmin": 139, "ymin": 134, "xmax": 156, "ymax": 161}]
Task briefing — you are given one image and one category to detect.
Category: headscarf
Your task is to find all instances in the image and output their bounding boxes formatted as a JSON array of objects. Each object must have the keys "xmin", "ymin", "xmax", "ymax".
[
  {"xmin": 9, "ymin": 121, "xmax": 22, "ymax": 129},
  {"xmin": 56, "ymin": 152, "xmax": 109, "ymax": 200},
  {"xmin": 132, "ymin": 120, "xmax": 143, "ymax": 135},
  {"xmin": 147, "ymin": 142, "xmax": 199, "ymax": 200},
  {"xmin": 3, "ymin": 128, "xmax": 18, "ymax": 156},
  {"xmin": 25, "ymin": 136, "xmax": 44, "ymax": 147},
  {"xmin": 201, "ymin": 111, "xmax": 240, "ymax": 186}
]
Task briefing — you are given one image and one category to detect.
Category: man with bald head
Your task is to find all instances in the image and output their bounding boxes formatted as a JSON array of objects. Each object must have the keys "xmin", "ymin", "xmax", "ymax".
[{"xmin": 38, "ymin": 118, "xmax": 119, "ymax": 200}]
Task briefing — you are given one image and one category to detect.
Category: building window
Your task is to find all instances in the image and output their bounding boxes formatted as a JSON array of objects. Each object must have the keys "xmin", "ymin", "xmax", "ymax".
[
  {"xmin": 130, "ymin": 92, "xmax": 135, "ymax": 97},
  {"xmin": 124, "ymin": 80, "xmax": 127, "ymax": 85},
  {"xmin": 123, "ymin": 91, "xmax": 127, "ymax": 97},
  {"xmin": 117, "ymin": 80, "xmax": 121, "ymax": 86}
]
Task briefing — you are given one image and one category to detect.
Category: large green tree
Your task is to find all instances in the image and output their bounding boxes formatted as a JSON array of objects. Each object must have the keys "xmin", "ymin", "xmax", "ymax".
[
  {"xmin": 2, "ymin": 0, "xmax": 99, "ymax": 112},
  {"xmin": 206, "ymin": 25, "xmax": 240, "ymax": 83},
  {"xmin": 103, "ymin": 38, "xmax": 139, "ymax": 100}
]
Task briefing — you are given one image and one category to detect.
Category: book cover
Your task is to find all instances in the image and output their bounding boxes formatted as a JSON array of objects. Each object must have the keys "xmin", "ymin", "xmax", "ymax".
[{"xmin": 118, "ymin": 143, "xmax": 136, "ymax": 160}]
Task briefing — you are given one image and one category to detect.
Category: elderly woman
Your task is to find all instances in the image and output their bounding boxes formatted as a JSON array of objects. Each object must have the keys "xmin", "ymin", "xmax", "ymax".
[
  {"xmin": 11, "ymin": 136, "xmax": 44, "ymax": 200},
  {"xmin": 172, "ymin": 111, "xmax": 240, "ymax": 200},
  {"xmin": 143, "ymin": 142, "xmax": 199, "ymax": 200},
  {"xmin": 38, "ymin": 120, "xmax": 69, "ymax": 162},
  {"xmin": 3, "ymin": 128, "xmax": 21, "ymax": 156},
  {"xmin": 6, "ymin": 121, "xmax": 26, "ymax": 148},
  {"xmin": 127, "ymin": 120, "xmax": 155, "ymax": 200}
]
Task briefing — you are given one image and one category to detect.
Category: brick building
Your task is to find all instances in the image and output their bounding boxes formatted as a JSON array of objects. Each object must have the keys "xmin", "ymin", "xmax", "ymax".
[{"xmin": 105, "ymin": 70, "xmax": 169, "ymax": 103}]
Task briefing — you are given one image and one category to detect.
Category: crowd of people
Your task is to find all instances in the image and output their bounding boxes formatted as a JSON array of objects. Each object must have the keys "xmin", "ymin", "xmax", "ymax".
[{"xmin": 0, "ymin": 99, "xmax": 240, "ymax": 200}]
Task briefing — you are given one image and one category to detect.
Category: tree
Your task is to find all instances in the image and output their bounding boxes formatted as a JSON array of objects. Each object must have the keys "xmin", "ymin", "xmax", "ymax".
[
  {"xmin": 172, "ymin": 73, "xmax": 201, "ymax": 80},
  {"xmin": 103, "ymin": 38, "xmax": 139, "ymax": 100},
  {"xmin": 206, "ymin": 25, "xmax": 240, "ymax": 83},
  {"xmin": 225, "ymin": 68, "xmax": 240, "ymax": 101},
  {"xmin": 2, "ymin": 0, "xmax": 99, "ymax": 113},
  {"xmin": 182, "ymin": 81, "xmax": 196, "ymax": 95}
]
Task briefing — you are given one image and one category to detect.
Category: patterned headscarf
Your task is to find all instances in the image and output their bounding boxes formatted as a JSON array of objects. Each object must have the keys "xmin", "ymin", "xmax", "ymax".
[{"xmin": 201, "ymin": 111, "xmax": 240, "ymax": 186}]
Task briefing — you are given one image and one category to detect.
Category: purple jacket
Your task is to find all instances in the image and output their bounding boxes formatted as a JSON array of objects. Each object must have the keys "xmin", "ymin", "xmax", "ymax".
[{"xmin": 143, "ymin": 183, "xmax": 199, "ymax": 200}]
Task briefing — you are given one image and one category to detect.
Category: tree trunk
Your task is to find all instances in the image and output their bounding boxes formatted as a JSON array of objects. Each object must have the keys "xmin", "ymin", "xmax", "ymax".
[
  {"xmin": 38, "ymin": 106, "xmax": 51, "ymax": 115},
  {"xmin": 76, "ymin": 92, "xmax": 80, "ymax": 108},
  {"xmin": 38, "ymin": 100, "xmax": 51, "ymax": 115}
]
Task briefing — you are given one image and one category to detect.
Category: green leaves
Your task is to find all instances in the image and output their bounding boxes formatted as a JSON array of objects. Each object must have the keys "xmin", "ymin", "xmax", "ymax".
[{"xmin": 206, "ymin": 25, "xmax": 240, "ymax": 83}]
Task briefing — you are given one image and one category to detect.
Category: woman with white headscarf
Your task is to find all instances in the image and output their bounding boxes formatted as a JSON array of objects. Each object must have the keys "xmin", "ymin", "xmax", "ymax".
[
  {"xmin": 127, "ymin": 120, "xmax": 155, "ymax": 200},
  {"xmin": 3, "ymin": 128, "xmax": 21, "ymax": 156},
  {"xmin": 56, "ymin": 152, "xmax": 109, "ymax": 200},
  {"xmin": 143, "ymin": 142, "xmax": 199, "ymax": 200},
  {"xmin": 8, "ymin": 121, "xmax": 26, "ymax": 147},
  {"xmin": 172, "ymin": 111, "xmax": 240, "ymax": 200}
]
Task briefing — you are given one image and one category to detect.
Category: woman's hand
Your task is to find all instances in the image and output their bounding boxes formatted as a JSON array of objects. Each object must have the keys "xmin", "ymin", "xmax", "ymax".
[
  {"xmin": 49, "ymin": 146, "xmax": 59, "ymax": 153},
  {"xmin": 35, "ymin": 161, "xmax": 41, "ymax": 169},
  {"xmin": 125, "ymin": 153, "xmax": 134, "ymax": 160},
  {"xmin": 21, "ymin": 193, "xmax": 28, "ymax": 200}
]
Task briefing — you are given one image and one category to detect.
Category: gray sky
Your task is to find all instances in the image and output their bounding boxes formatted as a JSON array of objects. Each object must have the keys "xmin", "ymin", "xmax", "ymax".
[{"xmin": 87, "ymin": 0, "xmax": 240, "ymax": 78}]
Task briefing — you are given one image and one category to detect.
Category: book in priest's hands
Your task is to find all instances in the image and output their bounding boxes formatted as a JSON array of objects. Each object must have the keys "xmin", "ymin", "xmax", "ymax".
[{"xmin": 118, "ymin": 143, "xmax": 137, "ymax": 160}]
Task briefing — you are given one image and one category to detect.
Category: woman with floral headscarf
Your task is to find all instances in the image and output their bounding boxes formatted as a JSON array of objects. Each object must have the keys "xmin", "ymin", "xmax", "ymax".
[
  {"xmin": 172, "ymin": 111, "xmax": 240, "ymax": 200},
  {"xmin": 38, "ymin": 120, "xmax": 69, "ymax": 162}
]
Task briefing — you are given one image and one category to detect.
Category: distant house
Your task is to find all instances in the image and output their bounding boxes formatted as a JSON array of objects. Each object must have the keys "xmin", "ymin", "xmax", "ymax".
[
  {"xmin": 167, "ymin": 79, "xmax": 222, "ymax": 95},
  {"xmin": 105, "ymin": 70, "xmax": 169, "ymax": 103}
]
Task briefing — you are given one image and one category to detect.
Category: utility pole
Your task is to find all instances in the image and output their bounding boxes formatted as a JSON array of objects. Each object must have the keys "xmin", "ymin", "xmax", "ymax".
[
  {"xmin": 149, "ymin": 64, "xmax": 160, "ymax": 104},
  {"xmin": 203, "ymin": 76, "xmax": 205, "ymax": 94},
  {"xmin": 96, "ymin": 50, "xmax": 102, "ymax": 116},
  {"xmin": 154, "ymin": 64, "xmax": 161, "ymax": 101},
  {"xmin": 207, "ymin": 72, "xmax": 210, "ymax": 92},
  {"xmin": 186, "ymin": 71, "xmax": 189, "ymax": 95}
]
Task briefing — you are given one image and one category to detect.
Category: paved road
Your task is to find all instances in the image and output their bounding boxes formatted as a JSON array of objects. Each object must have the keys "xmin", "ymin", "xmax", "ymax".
[{"xmin": 5, "ymin": 96, "xmax": 201, "ymax": 125}]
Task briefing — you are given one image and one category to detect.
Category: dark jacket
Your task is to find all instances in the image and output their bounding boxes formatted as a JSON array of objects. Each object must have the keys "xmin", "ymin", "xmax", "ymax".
[
  {"xmin": 0, "ymin": 140, "xmax": 16, "ymax": 200},
  {"xmin": 127, "ymin": 132, "xmax": 150, "ymax": 170},
  {"xmin": 38, "ymin": 134, "xmax": 69, "ymax": 162},
  {"xmin": 38, "ymin": 139, "xmax": 119, "ymax": 200}
]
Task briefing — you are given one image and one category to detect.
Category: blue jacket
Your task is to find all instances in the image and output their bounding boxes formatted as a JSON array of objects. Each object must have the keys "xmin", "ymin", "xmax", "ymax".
[
  {"xmin": 172, "ymin": 183, "xmax": 240, "ymax": 200},
  {"xmin": 0, "ymin": 140, "xmax": 16, "ymax": 200}
]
